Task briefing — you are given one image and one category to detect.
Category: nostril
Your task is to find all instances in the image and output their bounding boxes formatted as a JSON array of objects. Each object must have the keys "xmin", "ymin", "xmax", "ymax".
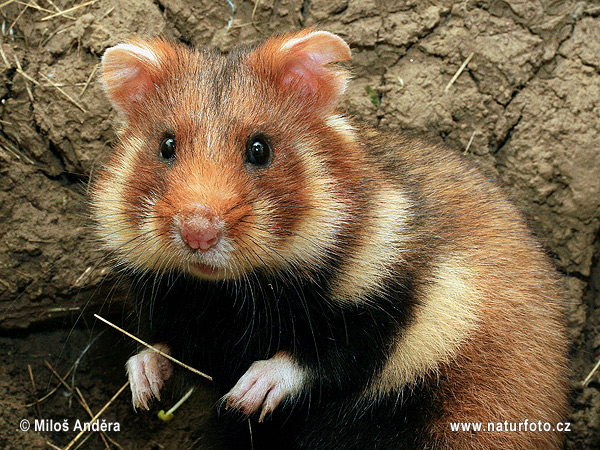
[
  {"xmin": 182, "ymin": 227, "xmax": 221, "ymax": 251},
  {"xmin": 203, "ymin": 234, "xmax": 219, "ymax": 250},
  {"xmin": 177, "ymin": 212, "xmax": 223, "ymax": 252}
]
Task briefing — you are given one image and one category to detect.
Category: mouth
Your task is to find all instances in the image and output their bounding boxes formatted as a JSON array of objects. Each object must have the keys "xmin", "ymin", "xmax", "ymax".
[
  {"xmin": 189, "ymin": 262, "xmax": 227, "ymax": 280},
  {"xmin": 190, "ymin": 261, "xmax": 221, "ymax": 276}
]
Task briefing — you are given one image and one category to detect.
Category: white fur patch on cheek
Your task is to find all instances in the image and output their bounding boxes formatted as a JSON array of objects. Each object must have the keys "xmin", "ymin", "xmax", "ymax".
[{"xmin": 222, "ymin": 351, "xmax": 308, "ymax": 422}]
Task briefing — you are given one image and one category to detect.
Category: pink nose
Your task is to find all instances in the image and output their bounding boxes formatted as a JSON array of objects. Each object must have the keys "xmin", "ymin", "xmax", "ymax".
[{"xmin": 177, "ymin": 210, "xmax": 223, "ymax": 251}]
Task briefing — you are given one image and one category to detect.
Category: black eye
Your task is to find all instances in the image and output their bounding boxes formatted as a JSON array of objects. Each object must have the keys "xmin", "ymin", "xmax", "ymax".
[
  {"xmin": 246, "ymin": 136, "xmax": 271, "ymax": 166},
  {"xmin": 159, "ymin": 136, "xmax": 176, "ymax": 160}
]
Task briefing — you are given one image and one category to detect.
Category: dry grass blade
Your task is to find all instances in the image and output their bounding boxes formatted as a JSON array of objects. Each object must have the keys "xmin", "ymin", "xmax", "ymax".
[
  {"xmin": 46, "ymin": 441, "xmax": 63, "ymax": 450},
  {"xmin": 99, "ymin": 6, "xmax": 114, "ymax": 20},
  {"xmin": 0, "ymin": 0, "xmax": 17, "ymax": 9},
  {"xmin": 41, "ymin": 0, "xmax": 97, "ymax": 21},
  {"xmin": 44, "ymin": 359, "xmax": 73, "ymax": 391},
  {"xmin": 14, "ymin": 60, "xmax": 40, "ymax": 86},
  {"xmin": 582, "ymin": 356, "xmax": 600, "ymax": 386},
  {"xmin": 463, "ymin": 131, "xmax": 476, "ymax": 154},
  {"xmin": 14, "ymin": 56, "xmax": 35, "ymax": 101},
  {"xmin": 8, "ymin": 4, "xmax": 28, "ymax": 35},
  {"xmin": 40, "ymin": 72, "xmax": 87, "ymax": 112},
  {"xmin": 15, "ymin": 1, "xmax": 53, "ymax": 13},
  {"xmin": 75, "ymin": 388, "xmax": 112, "ymax": 450},
  {"xmin": 24, "ymin": 360, "xmax": 77, "ymax": 407},
  {"xmin": 248, "ymin": 418, "xmax": 254, "ymax": 450},
  {"xmin": 27, "ymin": 364, "xmax": 42, "ymax": 418},
  {"xmin": 73, "ymin": 266, "xmax": 93, "ymax": 286},
  {"xmin": 43, "ymin": 361, "xmax": 114, "ymax": 450},
  {"xmin": 73, "ymin": 431, "xmax": 94, "ymax": 450},
  {"xmin": 184, "ymin": 437, "xmax": 202, "ymax": 450},
  {"xmin": 444, "ymin": 52, "xmax": 474, "ymax": 93},
  {"xmin": 79, "ymin": 63, "xmax": 97, "ymax": 98},
  {"xmin": 62, "ymin": 381, "xmax": 129, "ymax": 450},
  {"xmin": 39, "ymin": 23, "xmax": 75, "ymax": 47},
  {"xmin": 1, "ymin": 138, "xmax": 35, "ymax": 169},
  {"xmin": 94, "ymin": 313, "xmax": 213, "ymax": 381},
  {"xmin": 0, "ymin": 45, "xmax": 10, "ymax": 67},
  {"xmin": 251, "ymin": 0, "xmax": 263, "ymax": 34},
  {"xmin": 43, "ymin": 0, "xmax": 61, "ymax": 12},
  {"xmin": 45, "ymin": 359, "xmax": 125, "ymax": 449}
]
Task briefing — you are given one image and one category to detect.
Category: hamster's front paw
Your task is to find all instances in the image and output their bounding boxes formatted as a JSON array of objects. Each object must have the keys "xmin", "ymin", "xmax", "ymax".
[
  {"xmin": 223, "ymin": 350, "xmax": 307, "ymax": 422},
  {"xmin": 126, "ymin": 343, "xmax": 173, "ymax": 410}
]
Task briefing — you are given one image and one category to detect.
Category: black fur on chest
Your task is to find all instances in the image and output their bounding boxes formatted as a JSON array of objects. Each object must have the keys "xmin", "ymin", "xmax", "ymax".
[
  {"xmin": 126, "ymin": 265, "xmax": 447, "ymax": 450},
  {"xmin": 130, "ymin": 262, "xmax": 418, "ymax": 397}
]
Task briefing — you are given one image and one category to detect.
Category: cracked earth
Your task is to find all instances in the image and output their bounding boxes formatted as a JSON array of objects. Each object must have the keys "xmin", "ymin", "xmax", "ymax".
[{"xmin": 0, "ymin": 1, "xmax": 599, "ymax": 448}]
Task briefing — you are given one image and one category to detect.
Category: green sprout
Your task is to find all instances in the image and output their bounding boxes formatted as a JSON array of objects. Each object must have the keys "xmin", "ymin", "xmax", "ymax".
[
  {"xmin": 157, "ymin": 387, "xmax": 195, "ymax": 422},
  {"xmin": 365, "ymin": 86, "xmax": 380, "ymax": 107}
]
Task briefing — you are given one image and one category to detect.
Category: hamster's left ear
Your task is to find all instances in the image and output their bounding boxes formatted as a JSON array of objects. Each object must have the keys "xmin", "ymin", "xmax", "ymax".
[{"xmin": 249, "ymin": 30, "xmax": 351, "ymax": 112}]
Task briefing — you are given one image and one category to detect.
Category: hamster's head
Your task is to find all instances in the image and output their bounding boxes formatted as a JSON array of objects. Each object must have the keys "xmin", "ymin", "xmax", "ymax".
[{"xmin": 92, "ymin": 30, "xmax": 359, "ymax": 281}]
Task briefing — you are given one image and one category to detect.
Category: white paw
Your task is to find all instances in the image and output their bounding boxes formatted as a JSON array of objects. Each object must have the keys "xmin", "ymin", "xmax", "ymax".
[
  {"xmin": 126, "ymin": 343, "xmax": 173, "ymax": 410},
  {"xmin": 223, "ymin": 351, "xmax": 307, "ymax": 422}
]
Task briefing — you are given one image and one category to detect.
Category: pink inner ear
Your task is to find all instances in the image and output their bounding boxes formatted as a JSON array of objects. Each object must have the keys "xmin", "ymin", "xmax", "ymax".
[
  {"xmin": 101, "ymin": 43, "xmax": 161, "ymax": 115},
  {"xmin": 114, "ymin": 64, "xmax": 154, "ymax": 103},
  {"xmin": 281, "ymin": 64, "xmax": 319, "ymax": 92},
  {"xmin": 276, "ymin": 31, "xmax": 351, "ymax": 103}
]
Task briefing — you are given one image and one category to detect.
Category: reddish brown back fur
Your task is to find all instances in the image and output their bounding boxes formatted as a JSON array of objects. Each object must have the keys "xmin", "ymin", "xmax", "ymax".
[{"xmin": 362, "ymin": 131, "xmax": 568, "ymax": 449}]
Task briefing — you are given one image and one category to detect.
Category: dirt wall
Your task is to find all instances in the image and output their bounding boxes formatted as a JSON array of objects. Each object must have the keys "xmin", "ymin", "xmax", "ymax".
[{"xmin": 0, "ymin": 1, "xmax": 598, "ymax": 449}]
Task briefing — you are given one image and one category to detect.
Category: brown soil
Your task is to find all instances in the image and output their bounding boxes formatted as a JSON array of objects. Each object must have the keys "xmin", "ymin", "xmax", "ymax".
[{"xmin": 0, "ymin": 1, "xmax": 599, "ymax": 449}]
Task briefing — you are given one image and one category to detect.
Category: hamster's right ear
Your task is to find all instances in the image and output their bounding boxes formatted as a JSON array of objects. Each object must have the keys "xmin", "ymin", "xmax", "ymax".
[{"xmin": 101, "ymin": 40, "xmax": 173, "ymax": 117}]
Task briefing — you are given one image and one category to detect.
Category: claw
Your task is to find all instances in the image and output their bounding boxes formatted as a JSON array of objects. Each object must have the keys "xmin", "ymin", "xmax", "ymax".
[
  {"xmin": 222, "ymin": 351, "xmax": 307, "ymax": 420},
  {"xmin": 126, "ymin": 344, "xmax": 173, "ymax": 410}
]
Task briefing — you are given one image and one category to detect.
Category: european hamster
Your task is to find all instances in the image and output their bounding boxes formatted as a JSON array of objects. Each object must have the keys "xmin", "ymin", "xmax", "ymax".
[{"xmin": 92, "ymin": 30, "xmax": 568, "ymax": 449}]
